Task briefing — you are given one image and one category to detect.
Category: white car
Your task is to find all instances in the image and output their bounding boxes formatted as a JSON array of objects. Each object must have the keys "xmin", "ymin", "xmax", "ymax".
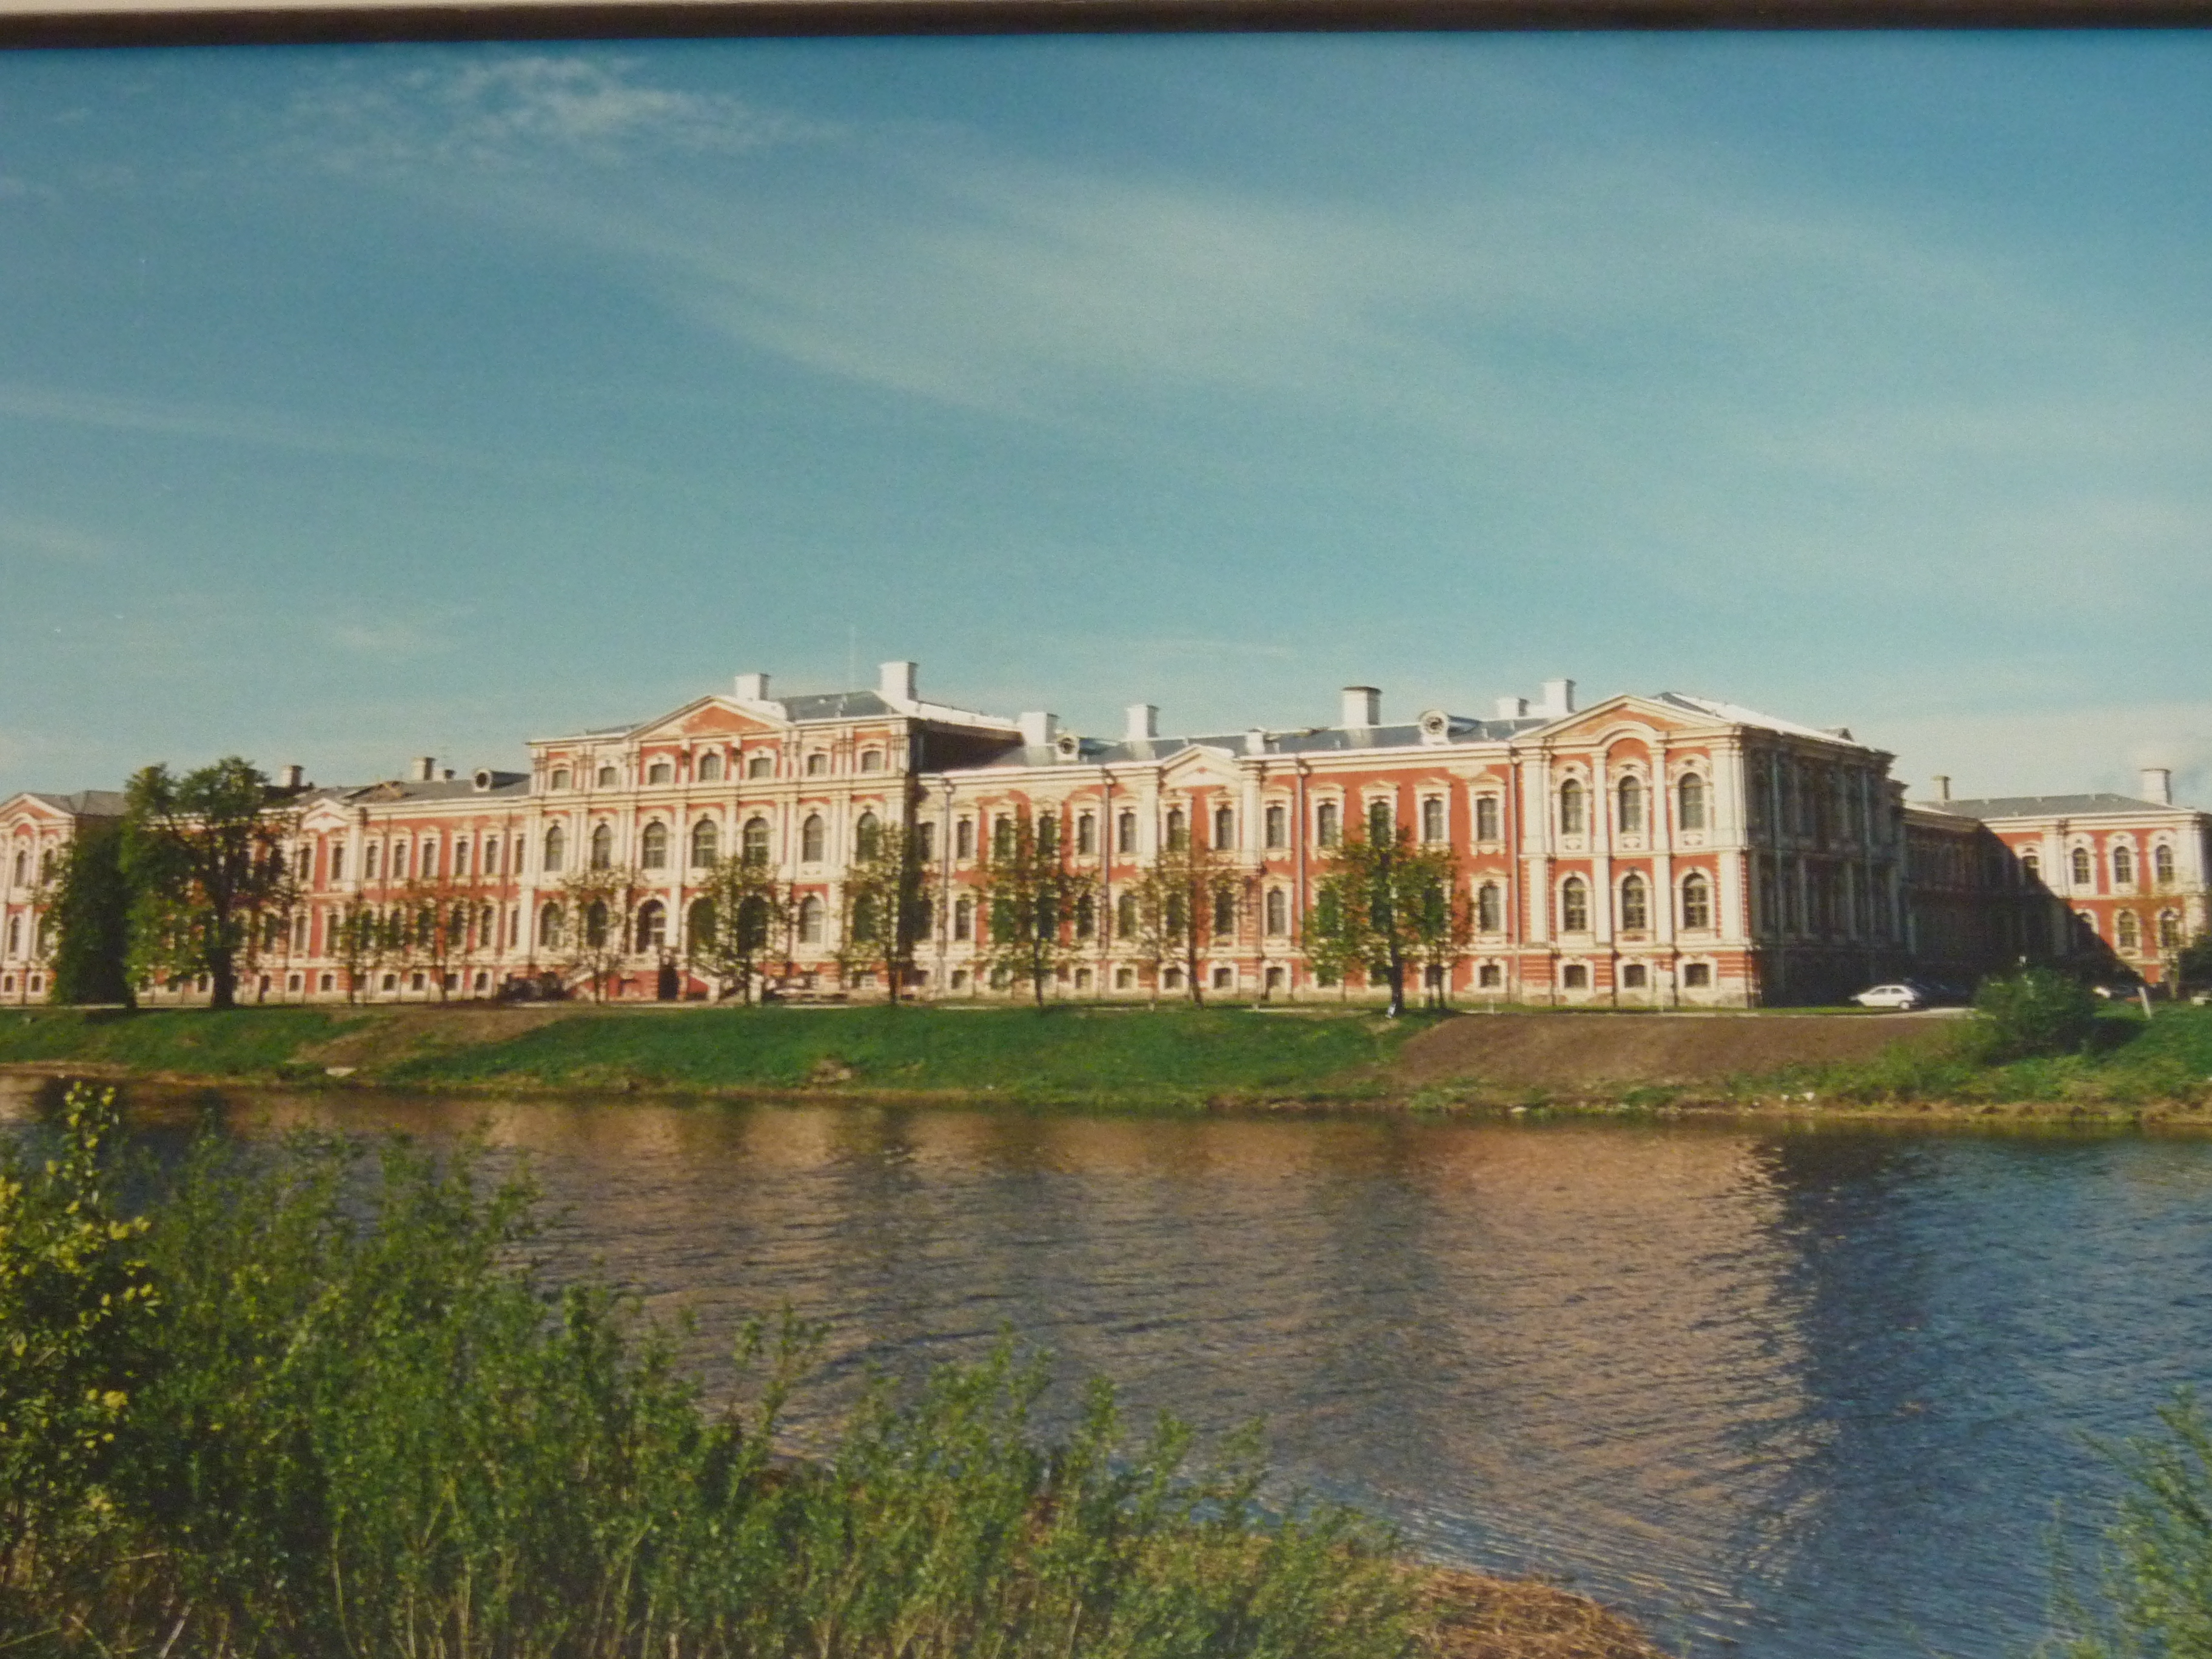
[{"xmin": 1852, "ymin": 984, "xmax": 1925, "ymax": 1011}]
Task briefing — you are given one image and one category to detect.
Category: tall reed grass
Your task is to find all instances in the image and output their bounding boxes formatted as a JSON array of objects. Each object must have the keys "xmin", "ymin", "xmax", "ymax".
[{"xmin": 1, "ymin": 1086, "xmax": 1418, "ymax": 1659}]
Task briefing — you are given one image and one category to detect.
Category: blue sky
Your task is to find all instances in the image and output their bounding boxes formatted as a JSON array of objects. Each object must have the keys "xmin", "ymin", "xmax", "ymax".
[{"xmin": 3, "ymin": 33, "xmax": 2208, "ymax": 804}]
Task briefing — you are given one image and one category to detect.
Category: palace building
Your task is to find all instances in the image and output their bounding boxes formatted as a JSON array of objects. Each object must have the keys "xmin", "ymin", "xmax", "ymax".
[{"xmin": 3, "ymin": 663, "xmax": 2205, "ymax": 1007}]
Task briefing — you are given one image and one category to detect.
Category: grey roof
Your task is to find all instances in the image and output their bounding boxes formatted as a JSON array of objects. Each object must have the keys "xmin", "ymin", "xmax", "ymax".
[
  {"xmin": 780, "ymin": 690, "xmax": 893, "ymax": 722},
  {"xmin": 979, "ymin": 715, "xmax": 1549, "ymax": 769},
  {"xmin": 26, "ymin": 789, "xmax": 128, "ymax": 818},
  {"xmin": 1918, "ymin": 793, "xmax": 2190, "ymax": 821},
  {"xmin": 335, "ymin": 773, "xmax": 532, "ymax": 805}
]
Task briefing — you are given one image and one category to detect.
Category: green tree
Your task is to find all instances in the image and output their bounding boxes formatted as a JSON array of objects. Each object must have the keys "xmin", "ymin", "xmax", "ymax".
[
  {"xmin": 1303, "ymin": 819, "xmax": 1463, "ymax": 1018},
  {"xmin": 45, "ymin": 820, "xmax": 132, "ymax": 1007},
  {"xmin": 1973, "ymin": 965, "xmax": 2100, "ymax": 1059},
  {"xmin": 2049, "ymin": 1390, "xmax": 2212, "ymax": 1658},
  {"xmin": 122, "ymin": 759, "xmax": 299, "ymax": 1011},
  {"xmin": 327, "ymin": 895, "xmax": 389, "ymax": 1004},
  {"xmin": 837, "ymin": 820, "xmax": 930, "ymax": 1004},
  {"xmin": 1125, "ymin": 836, "xmax": 1241, "ymax": 1007},
  {"xmin": 978, "ymin": 810, "xmax": 1094, "ymax": 1008},
  {"xmin": 2177, "ymin": 931, "xmax": 2212, "ymax": 999},
  {"xmin": 688, "ymin": 853, "xmax": 793, "ymax": 1002},
  {"xmin": 557, "ymin": 865, "xmax": 645, "ymax": 1002}
]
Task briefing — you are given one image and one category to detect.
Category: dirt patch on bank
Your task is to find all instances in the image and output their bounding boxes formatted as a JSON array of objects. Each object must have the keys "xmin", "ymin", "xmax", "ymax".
[
  {"xmin": 303, "ymin": 1004, "xmax": 584, "ymax": 1070},
  {"xmin": 1392, "ymin": 1011, "xmax": 1951, "ymax": 1093},
  {"xmin": 1417, "ymin": 1567, "xmax": 1670, "ymax": 1658}
]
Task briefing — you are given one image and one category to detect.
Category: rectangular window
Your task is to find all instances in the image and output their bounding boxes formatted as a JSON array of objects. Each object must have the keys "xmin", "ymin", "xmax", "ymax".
[
  {"xmin": 1077, "ymin": 813, "xmax": 1097, "ymax": 855},
  {"xmin": 1264, "ymin": 803, "xmax": 1287, "ymax": 850},
  {"xmin": 956, "ymin": 819, "xmax": 975, "ymax": 860},
  {"xmin": 917, "ymin": 822, "xmax": 937, "ymax": 862},
  {"xmin": 331, "ymin": 845, "xmax": 346, "ymax": 881},
  {"xmin": 1476, "ymin": 796, "xmax": 1501, "ymax": 842},
  {"xmin": 1118, "ymin": 811, "xmax": 1138, "ymax": 854}
]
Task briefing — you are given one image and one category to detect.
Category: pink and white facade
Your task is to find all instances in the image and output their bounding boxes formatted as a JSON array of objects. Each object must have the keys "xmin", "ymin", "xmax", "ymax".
[{"xmin": 3, "ymin": 663, "xmax": 2202, "ymax": 1005}]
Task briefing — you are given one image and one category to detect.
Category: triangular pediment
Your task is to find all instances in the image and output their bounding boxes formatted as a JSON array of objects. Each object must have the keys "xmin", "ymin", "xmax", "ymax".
[
  {"xmin": 635, "ymin": 697, "xmax": 784, "ymax": 743},
  {"xmin": 1530, "ymin": 694, "xmax": 1711, "ymax": 744},
  {"xmin": 1160, "ymin": 746, "xmax": 1241, "ymax": 786}
]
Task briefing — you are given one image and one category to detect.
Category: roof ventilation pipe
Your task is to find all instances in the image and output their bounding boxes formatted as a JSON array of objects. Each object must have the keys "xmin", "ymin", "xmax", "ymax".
[{"xmin": 1341, "ymin": 686, "xmax": 1381, "ymax": 729}]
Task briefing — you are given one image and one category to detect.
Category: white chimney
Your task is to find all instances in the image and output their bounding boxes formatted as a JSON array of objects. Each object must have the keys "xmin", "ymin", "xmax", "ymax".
[
  {"xmin": 280, "ymin": 763, "xmax": 304, "ymax": 789},
  {"xmin": 1540, "ymin": 678, "xmax": 1577, "ymax": 718},
  {"xmin": 1495, "ymin": 695, "xmax": 1529, "ymax": 720},
  {"xmin": 734, "ymin": 672, "xmax": 770, "ymax": 703},
  {"xmin": 414, "ymin": 756, "xmax": 436, "ymax": 783},
  {"xmin": 1244, "ymin": 728, "xmax": 1268, "ymax": 756},
  {"xmin": 2141, "ymin": 766, "xmax": 2173, "ymax": 806},
  {"xmin": 1019, "ymin": 711, "xmax": 1059, "ymax": 748},
  {"xmin": 1341, "ymin": 686, "xmax": 1381, "ymax": 729},
  {"xmin": 1125, "ymin": 703, "xmax": 1159, "ymax": 741},
  {"xmin": 879, "ymin": 660, "xmax": 917, "ymax": 704},
  {"xmin": 1933, "ymin": 774, "xmax": 1951, "ymax": 802}
]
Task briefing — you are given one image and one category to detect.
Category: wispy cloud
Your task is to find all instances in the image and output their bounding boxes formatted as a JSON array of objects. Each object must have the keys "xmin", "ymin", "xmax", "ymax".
[
  {"xmin": 283, "ymin": 55, "xmax": 826, "ymax": 176},
  {"xmin": 0, "ymin": 515, "xmax": 119, "ymax": 563},
  {"xmin": 1868, "ymin": 702, "xmax": 2212, "ymax": 805},
  {"xmin": 0, "ymin": 381, "xmax": 488, "ymax": 469}
]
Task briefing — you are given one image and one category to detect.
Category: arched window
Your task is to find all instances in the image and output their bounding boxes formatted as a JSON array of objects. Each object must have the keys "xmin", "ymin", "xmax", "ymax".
[
  {"xmin": 1077, "ymin": 814, "xmax": 1097, "ymax": 855},
  {"xmin": 1617, "ymin": 776, "xmax": 1644, "ymax": 834},
  {"xmin": 1560, "ymin": 876, "xmax": 1589, "ymax": 932},
  {"xmin": 2022, "ymin": 851, "xmax": 2040, "ymax": 885},
  {"xmin": 691, "ymin": 819, "xmax": 718, "ymax": 868},
  {"xmin": 954, "ymin": 897, "xmax": 975, "ymax": 940},
  {"xmin": 589, "ymin": 823, "xmax": 613, "ymax": 871},
  {"xmin": 1117, "ymin": 811, "xmax": 1138, "ymax": 854},
  {"xmin": 850, "ymin": 893, "xmax": 879, "ymax": 944},
  {"xmin": 801, "ymin": 814, "xmax": 826, "ymax": 863},
  {"xmin": 742, "ymin": 817, "xmax": 770, "ymax": 865},
  {"xmin": 1316, "ymin": 802, "xmax": 1339, "ymax": 846},
  {"xmin": 1620, "ymin": 873, "xmax": 1649, "ymax": 931},
  {"xmin": 956, "ymin": 819, "xmax": 976, "ymax": 860},
  {"xmin": 2156, "ymin": 844, "xmax": 2177, "ymax": 883},
  {"xmin": 1074, "ymin": 894, "xmax": 1096, "ymax": 939},
  {"xmin": 1265, "ymin": 888, "xmax": 1288, "ymax": 936},
  {"xmin": 646, "ymin": 760, "xmax": 673, "ymax": 785},
  {"xmin": 688, "ymin": 897, "xmax": 716, "ymax": 948},
  {"xmin": 747, "ymin": 753, "xmax": 773, "ymax": 779},
  {"xmin": 423, "ymin": 839, "xmax": 445, "ymax": 879},
  {"xmin": 393, "ymin": 841, "xmax": 411, "ymax": 879},
  {"xmin": 2071, "ymin": 846, "xmax": 2094, "ymax": 885},
  {"xmin": 640, "ymin": 822, "xmax": 669, "ymax": 870},
  {"xmin": 585, "ymin": 902, "xmax": 609, "ymax": 948},
  {"xmin": 1476, "ymin": 796, "xmax": 1501, "ymax": 842},
  {"xmin": 797, "ymin": 895, "xmax": 824, "ymax": 945},
  {"xmin": 2160, "ymin": 910, "xmax": 2182, "ymax": 950},
  {"xmin": 5, "ymin": 916, "xmax": 18, "ymax": 956},
  {"xmin": 860, "ymin": 751, "xmax": 884, "ymax": 773},
  {"xmin": 2117, "ymin": 910, "xmax": 2140, "ymax": 951},
  {"xmin": 1367, "ymin": 799, "xmax": 1392, "ymax": 842},
  {"xmin": 1677, "ymin": 774, "xmax": 1708, "ymax": 832},
  {"xmin": 1214, "ymin": 805, "xmax": 1235, "ymax": 850},
  {"xmin": 1681, "ymin": 871, "xmax": 1714, "ymax": 930},
  {"xmin": 737, "ymin": 895, "xmax": 771, "ymax": 951},
  {"xmin": 993, "ymin": 816, "xmax": 1016, "ymax": 859},
  {"xmin": 916, "ymin": 822, "xmax": 937, "ymax": 862},
  {"xmin": 1476, "ymin": 882, "xmax": 1503, "ymax": 933},
  {"xmin": 1212, "ymin": 888, "xmax": 1236, "ymax": 937},
  {"xmin": 806, "ymin": 753, "xmax": 828, "ymax": 777},
  {"xmin": 9, "ymin": 849, "xmax": 23, "ymax": 886},
  {"xmin": 697, "ymin": 751, "xmax": 723, "ymax": 783},
  {"xmin": 1165, "ymin": 808, "xmax": 1187, "ymax": 851},
  {"xmin": 539, "ymin": 902, "xmax": 564, "ymax": 948},
  {"xmin": 1265, "ymin": 803, "xmax": 1287, "ymax": 850},
  {"xmin": 2113, "ymin": 844, "xmax": 2136, "ymax": 885},
  {"xmin": 1116, "ymin": 892, "xmax": 1138, "ymax": 937},
  {"xmin": 1421, "ymin": 797, "xmax": 1446, "ymax": 843},
  {"xmin": 1559, "ymin": 779, "xmax": 1586, "ymax": 836},
  {"xmin": 1037, "ymin": 814, "xmax": 1058, "ymax": 854},
  {"xmin": 854, "ymin": 811, "xmax": 881, "ymax": 861}
]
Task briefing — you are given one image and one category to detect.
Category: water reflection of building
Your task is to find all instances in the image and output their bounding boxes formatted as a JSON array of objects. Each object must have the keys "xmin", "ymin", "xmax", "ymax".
[{"xmin": 4, "ymin": 666, "xmax": 2204, "ymax": 1005}]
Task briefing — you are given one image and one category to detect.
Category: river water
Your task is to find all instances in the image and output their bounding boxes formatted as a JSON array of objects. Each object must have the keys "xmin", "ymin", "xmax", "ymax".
[{"xmin": 6, "ymin": 1076, "xmax": 2209, "ymax": 1658}]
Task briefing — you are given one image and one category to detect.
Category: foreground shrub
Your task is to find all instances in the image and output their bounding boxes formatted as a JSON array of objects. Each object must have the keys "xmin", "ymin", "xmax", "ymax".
[
  {"xmin": 1974, "ymin": 969, "xmax": 2100, "ymax": 1062},
  {"xmin": 2048, "ymin": 1391, "xmax": 2212, "ymax": 1658},
  {"xmin": 0, "ymin": 1085, "xmax": 1419, "ymax": 1659}
]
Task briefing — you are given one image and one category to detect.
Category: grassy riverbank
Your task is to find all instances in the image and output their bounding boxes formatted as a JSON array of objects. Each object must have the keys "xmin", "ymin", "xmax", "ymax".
[
  {"xmin": 5, "ymin": 999, "xmax": 2211, "ymax": 1120},
  {"xmin": 1, "ymin": 1085, "xmax": 1669, "ymax": 1659}
]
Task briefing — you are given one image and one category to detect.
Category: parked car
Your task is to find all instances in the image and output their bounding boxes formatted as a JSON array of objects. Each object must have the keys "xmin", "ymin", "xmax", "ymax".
[{"xmin": 1852, "ymin": 984, "xmax": 1926, "ymax": 1011}]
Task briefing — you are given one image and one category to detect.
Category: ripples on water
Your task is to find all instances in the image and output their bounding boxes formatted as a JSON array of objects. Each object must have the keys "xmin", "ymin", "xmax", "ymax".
[{"xmin": 7, "ymin": 1075, "xmax": 2209, "ymax": 1659}]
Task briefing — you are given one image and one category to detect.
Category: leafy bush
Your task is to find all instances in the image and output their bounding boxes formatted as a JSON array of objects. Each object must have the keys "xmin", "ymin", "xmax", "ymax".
[
  {"xmin": 2048, "ymin": 1391, "xmax": 2212, "ymax": 1658},
  {"xmin": 1974, "ymin": 968, "xmax": 2100, "ymax": 1061},
  {"xmin": 0, "ymin": 1085, "xmax": 1421, "ymax": 1659}
]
